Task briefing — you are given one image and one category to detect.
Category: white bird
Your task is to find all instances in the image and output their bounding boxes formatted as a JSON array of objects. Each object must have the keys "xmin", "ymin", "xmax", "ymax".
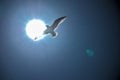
[{"xmin": 43, "ymin": 16, "xmax": 67, "ymax": 38}]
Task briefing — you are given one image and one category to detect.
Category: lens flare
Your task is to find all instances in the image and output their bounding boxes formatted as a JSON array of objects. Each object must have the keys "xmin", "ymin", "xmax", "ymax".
[{"xmin": 26, "ymin": 19, "xmax": 47, "ymax": 41}]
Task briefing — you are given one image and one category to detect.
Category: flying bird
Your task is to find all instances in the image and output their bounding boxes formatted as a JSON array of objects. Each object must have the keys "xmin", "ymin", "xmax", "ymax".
[{"xmin": 43, "ymin": 16, "xmax": 67, "ymax": 38}]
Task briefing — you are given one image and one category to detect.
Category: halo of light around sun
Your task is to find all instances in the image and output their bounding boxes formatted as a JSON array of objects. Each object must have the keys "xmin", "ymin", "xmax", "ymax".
[{"xmin": 26, "ymin": 19, "xmax": 47, "ymax": 41}]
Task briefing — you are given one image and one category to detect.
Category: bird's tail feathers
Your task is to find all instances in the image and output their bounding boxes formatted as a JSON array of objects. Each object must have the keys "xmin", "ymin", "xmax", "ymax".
[{"xmin": 50, "ymin": 31, "xmax": 58, "ymax": 38}]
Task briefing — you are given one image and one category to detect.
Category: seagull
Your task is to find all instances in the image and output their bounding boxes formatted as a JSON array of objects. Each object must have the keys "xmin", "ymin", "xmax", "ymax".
[{"xmin": 43, "ymin": 16, "xmax": 67, "ymax": 38}]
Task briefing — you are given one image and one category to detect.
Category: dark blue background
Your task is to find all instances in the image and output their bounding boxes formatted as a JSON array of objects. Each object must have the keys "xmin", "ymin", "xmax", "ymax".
[{"xmin": 0, "ymin": 0, "xmax": 120, "ymax": 80}]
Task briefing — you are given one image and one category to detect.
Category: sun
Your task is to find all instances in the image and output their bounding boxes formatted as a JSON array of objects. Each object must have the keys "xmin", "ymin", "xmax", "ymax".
[{"xmin": 26, "ymin": 19, "xmax": 47, "ymax": 41}]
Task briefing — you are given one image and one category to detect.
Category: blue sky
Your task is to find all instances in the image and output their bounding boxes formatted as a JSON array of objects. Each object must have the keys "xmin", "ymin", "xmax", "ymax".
[{"xmin": 0, "ymin": 0, "xmax": 120, "ymax": 80}]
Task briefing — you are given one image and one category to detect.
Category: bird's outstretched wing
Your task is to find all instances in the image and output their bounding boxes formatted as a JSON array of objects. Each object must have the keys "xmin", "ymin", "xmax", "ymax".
[{"xmin": 51, "ymin": 16, "xmax": 67, "ymax": 30}]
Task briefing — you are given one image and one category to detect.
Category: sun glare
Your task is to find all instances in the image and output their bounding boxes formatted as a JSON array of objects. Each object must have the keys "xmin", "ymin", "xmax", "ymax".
[{"xmin": 26, "ymin": 19, "xmax": 47, "ymax": 41}]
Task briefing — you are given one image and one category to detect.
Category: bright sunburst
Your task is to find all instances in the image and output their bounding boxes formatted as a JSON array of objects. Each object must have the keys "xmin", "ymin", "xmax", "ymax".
[{"xmin": 26, "ymin": 19, "xmax": 47, "ymax": 41}]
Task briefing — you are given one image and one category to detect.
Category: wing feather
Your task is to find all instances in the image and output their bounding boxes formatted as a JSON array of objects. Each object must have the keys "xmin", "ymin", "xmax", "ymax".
[{"xmin": 51, "ymin": 16, "xmax": 67, "ymax": 30}]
